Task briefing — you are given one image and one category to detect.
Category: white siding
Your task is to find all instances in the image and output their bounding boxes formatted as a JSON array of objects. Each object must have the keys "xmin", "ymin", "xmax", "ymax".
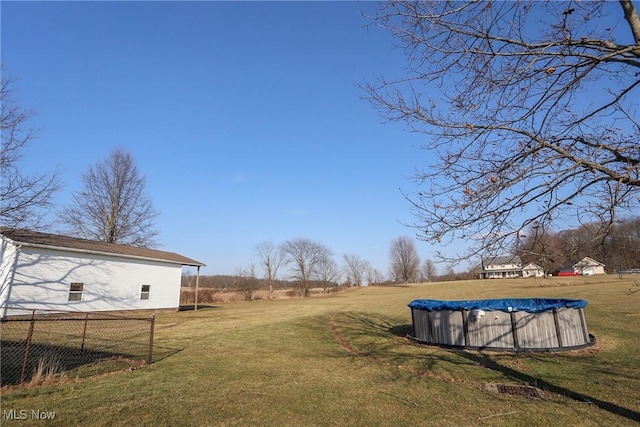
[
  {"xmin": 581, "ymin": 265, "xmax": 605, "ymax": 275},
  {"xmin": 522, "ymin": 263, "xmax": 545, "ymax": 278},
  {"xmin": 2, "ymin": 245, "xmax": 182, "ymax": 316},
  {"xmin": 0, "ymin": 239, "xmax": 18, "ymax": 311},
  {"xmin": 574, "ymin": 257, "xmax": 605, "ymax": 275},
  {"xmin": 483, "ymin": 269, "xmax": 521, "ymax": 279}
]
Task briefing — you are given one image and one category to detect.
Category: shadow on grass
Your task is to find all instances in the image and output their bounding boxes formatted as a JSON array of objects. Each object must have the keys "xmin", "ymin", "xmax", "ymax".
[
  {"xmin": 456, "ymin": 351, "xmax": 640, "ymax": 423},
  {"xmin": 1, "ymin": 340, "xmax": 184, "ymax": 387},
  {"xmin": 330, "ymin": 311, "xmax": 640, "ymax": 423},
  {"xmin": 389, "ymin": 324, "xmax": 413, "ymax": 338},
  {"xmin": 178, "ymin": 305, "xmax": 221, "ymax": 312},
  {"xmin": 151, "ymin": 345, "xmax": 183, "ymax": 363},
  {"xmin": 329, "ymin": 311, "xmax": 464, "ymax": 373},
  {"xmin": 1, "ymin": 340, "xmax": 142, "ymax": 386}
]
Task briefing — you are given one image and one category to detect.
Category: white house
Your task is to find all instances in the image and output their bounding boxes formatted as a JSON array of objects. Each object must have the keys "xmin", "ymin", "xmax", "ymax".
[
  {"xmin": 522, "ymin": 262, "xmax": 545, "ymax": 278},
  {"xmin": 574, "ymin": 257, "xmax": 606, "ymax": 275},
  {"xmin": 0, "ymin": 228, "xmax": 204, "ymax": 317},
  {"xmin": 481, "ymin": 255, "xmax": 523, "ymax": 279}
]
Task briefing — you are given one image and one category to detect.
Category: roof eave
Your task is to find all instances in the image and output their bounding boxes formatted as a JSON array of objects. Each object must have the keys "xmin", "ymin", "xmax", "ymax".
[{"xmin": 5, "ymin": 238, "xmax": 205, "ymax": 267}]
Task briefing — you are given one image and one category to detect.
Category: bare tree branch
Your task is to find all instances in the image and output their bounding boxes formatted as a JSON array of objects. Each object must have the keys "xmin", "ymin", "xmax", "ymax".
[
  {"xmin": 1, "ymin": 75, "xmax": 62, "ymax": 229},
  {"xmin": 364, "ymin": 1, "xmax": 640, "ymax": 263}
]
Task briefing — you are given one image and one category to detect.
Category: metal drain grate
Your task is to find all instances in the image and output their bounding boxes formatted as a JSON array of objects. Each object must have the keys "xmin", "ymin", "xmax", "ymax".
[
  {"xmin": 497, "ymin": 384, "xmax": 542, "ymax": 399},
  {"xmin": 486, "ymin": 383, "xmax": 543, "ymax": 400}
]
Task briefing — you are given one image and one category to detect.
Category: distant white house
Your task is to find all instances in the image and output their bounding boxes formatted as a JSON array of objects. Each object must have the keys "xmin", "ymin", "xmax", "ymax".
[
  {"xmin": 481, "ymin": 255, "xmax": 523, "ymax": 279},
  {"xmin": 574, "ymin": 257, "xmax": 606, "ymax": 275},
  {"xmin": 0, "ymin": 228, "xmax": 204, "ymax": 317},
  {"xmin": 557, "ymin": 257, "xmax": 606, "ymax": 276},
  {"xmin": 522, "ymin": 262, "xmax": 545, "ymax": 278}
]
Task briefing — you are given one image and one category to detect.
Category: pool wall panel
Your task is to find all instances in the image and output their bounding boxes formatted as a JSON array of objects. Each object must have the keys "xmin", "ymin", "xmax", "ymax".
[
  {"xmin": 466, "ymin": 310, "xmax": 514, "ymax": 348},
  {"xmin": 514, "ymin": 311, "xmax": 559, "ymax": 348},
  {"xmin": 556, "ymin": 307, "xmax": 589, "ymax": 347},
  {"xmin": 431, "ymin": 310, "xmax": 465, "ymax": 346},
  {"xmin": 409, "ymin": 298, "xmax": 593, "ymax": 351},
  {"xmin": 412, "ymin": 309, "xmax": 431, "ymax": 342}
]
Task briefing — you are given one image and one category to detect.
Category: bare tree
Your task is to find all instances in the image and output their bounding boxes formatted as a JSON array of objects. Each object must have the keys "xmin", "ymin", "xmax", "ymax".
[
  {"xmin": 60, "ymin": 148, "xmax": 159, "ymax": 247},
  {"xmin": 315, "ymin": 252, "xmax": 341, "ymax": 294},
  {"xmin": 255, "ymin": 240, "xmax": 285, "ymax": 300},
  {"xmin": 1, "ymin": 76, "xmax": 62, "ymax": 228},
  {"xmin": 366, "ymin": 267, "xmax": 385, "ymax": 286},
  {"xmin": 422, "ymin": 258, "xmax": 437, "ymax": 282},
  {"xmin": 342, "ymin": 254, "xmax": 371, "ymax": 287},
  {"xmin": 235, "ymin": 263, "xmax": 259, "ymax": 301},
  {"xmin": 364, "ymin": 1, "xmax": 640, "ymax": 263},
  {"xmin": 389, "ymin": 236, "xmax": 421, "ymax": 284},
  {"xmin": 280, "ymin": 238, "xmax": 330, "ymax": 297}
]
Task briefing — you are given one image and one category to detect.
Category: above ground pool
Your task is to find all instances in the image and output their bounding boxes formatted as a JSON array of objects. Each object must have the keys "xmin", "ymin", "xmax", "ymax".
[{"xmin": 408, "ymin": 298, "xmax": 594, "ymax": 351}]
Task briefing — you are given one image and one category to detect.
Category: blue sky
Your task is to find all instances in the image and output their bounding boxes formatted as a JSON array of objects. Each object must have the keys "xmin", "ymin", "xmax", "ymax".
[{"xmin": 2, "ymin": 1, "xmax": 450, "ymax": 276}]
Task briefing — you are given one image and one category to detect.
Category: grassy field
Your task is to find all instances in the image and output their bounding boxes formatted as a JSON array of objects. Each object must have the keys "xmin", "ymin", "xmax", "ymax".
[{"xmin": 1, "ymin": 276, "xmax": 639, "ymax": 426}]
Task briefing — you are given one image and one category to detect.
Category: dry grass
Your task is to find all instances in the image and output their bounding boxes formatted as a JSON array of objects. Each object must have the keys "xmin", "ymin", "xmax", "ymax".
[
  {"xmin": 180, "ymin": 286, "xmax": 344, "ymax": 304},
  {"xmin": 2, "ymin": 276, "xmax": 639, "ymax": 426},
  {"xmin": 26, "ymin": 358, "xmax": 64, "ymax": 387}
]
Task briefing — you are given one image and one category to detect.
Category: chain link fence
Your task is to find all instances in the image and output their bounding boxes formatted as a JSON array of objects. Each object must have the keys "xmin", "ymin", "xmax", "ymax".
[{"xmin": 1, "ymin": 308, "xmax": 155, "ymax": 387}]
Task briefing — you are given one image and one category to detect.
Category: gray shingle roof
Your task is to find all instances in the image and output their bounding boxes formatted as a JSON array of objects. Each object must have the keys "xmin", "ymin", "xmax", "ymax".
[
  {"xmin": 482, "ymin": 255, "xmax": 522, "ymax": 266},
  {"xmin": 1, "ymin": 228, "xmax": 204, "ymax": 267}
]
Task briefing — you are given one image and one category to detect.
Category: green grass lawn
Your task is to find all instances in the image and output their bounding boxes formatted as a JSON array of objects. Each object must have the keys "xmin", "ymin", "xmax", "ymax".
[{"xmin": 2, "ymin": 276, "xmax": 639, "ymax": 426}]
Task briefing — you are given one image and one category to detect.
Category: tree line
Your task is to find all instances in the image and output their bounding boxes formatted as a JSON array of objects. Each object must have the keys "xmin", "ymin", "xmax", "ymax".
[
  {"xmin": 182, "ymin": 236, "xmax": 436, "ymax": 301},
  {"xmin": 516, "ymin": 217, "xmax": 640, "ymax": 274},
  {"xmin": 181, "ymin": 233, "xmax": 494, "ymax": 303}
]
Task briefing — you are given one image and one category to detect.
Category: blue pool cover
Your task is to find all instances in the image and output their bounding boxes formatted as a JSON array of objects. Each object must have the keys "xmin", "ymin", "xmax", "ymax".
[{"xmin": 408, "ymin": 298, "xmax": 588, "ymax": 313}]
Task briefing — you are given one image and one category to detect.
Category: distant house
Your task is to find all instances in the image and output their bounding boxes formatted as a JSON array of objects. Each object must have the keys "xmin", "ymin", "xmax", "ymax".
[
  {"xmin": 481, "ymin": 255, "xmax": 523, "ymax": 279},
  {"xmin": 556, "ymin": 257, "xmax": 605, "ymax": 276},
  {"xmin": 522, "ymin": 262, "xmax": 545, "ymax": 278},
  {"xmin": 0, "ymin": 228, "xmax": 204, "ymax": 317},
  {"xmin": 574, "ymin": 257, "xmax": 605, "ymax": 275}
]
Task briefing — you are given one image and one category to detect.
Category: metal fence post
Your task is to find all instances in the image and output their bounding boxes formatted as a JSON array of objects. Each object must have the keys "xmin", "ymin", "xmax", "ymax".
[
  {"xmin": 19, "ymin": 310, "xmax": 36, "ymax": 384},
  {"xmin": 148, "ymin": 314, "xmax": 155, "ymax": 364},
  {"xmin": 81, "ymin": 313, "xmax": 89, "ymax": 350},
  {"xmin": 1, "ymin": 309, "xmax": 159, "ymax": 387}
]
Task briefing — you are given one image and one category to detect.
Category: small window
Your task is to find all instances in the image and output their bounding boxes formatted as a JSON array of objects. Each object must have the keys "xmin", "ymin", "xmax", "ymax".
[
  {"xmin": 68, "ymin": 283, "xmax": 84, "ymax": 302},
  {"xmin": 140, "ymin": 285, "xmax": 151, "ymax": 300}
]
